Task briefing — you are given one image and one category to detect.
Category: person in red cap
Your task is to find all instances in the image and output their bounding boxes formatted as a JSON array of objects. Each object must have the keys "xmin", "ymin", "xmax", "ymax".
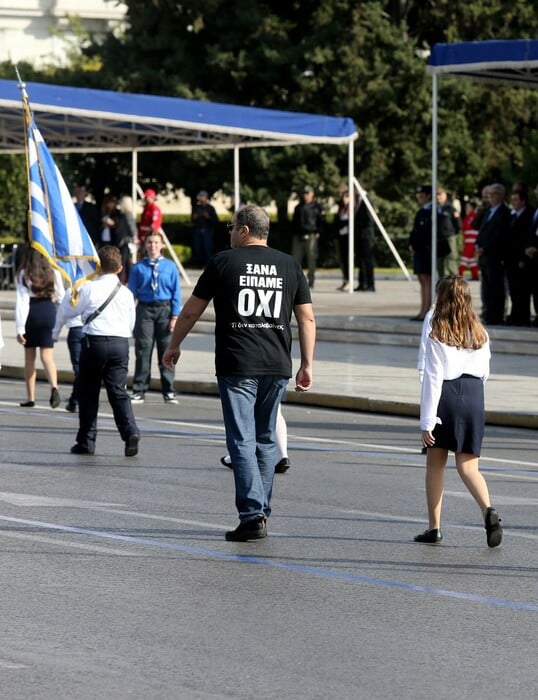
[{"xmin": 137, "ymin": 189, "xmax": 163, "ymax": 252}]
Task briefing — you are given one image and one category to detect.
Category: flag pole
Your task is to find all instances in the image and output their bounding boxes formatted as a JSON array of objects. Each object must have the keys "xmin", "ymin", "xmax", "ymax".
[
  {"xmin": 14, "ymin": 66, "xmax": 100, "ymax": 294},
  {"xmin": 15, "ymin": 66, "xmax": 33, "ymax": 251},
  {"xmin": 16, "ymin": 66, "xmax": 63, "ymax": 276}
]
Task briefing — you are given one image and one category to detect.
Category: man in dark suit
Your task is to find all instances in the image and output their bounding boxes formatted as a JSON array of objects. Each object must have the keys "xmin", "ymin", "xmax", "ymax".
[
  {"xmin": 504, "ymin": 186, "xmax": 534, "ymax": 326},
  {"xmin": 355, "ymin": 195, "xmax": 376, "ymax": 292},
  {"xmin": 73, "ymin": 186, "xmax": 100, "ymax": 245},
  {"xmin": 524, "ymin": 183, "xmax": 538, "ymax": 325},
  {"xmin": 475, "ymin": 183, "xmax": 512, "ymax": 325}
]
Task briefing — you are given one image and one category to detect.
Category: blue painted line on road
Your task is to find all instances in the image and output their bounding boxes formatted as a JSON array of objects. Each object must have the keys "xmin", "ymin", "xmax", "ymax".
[{"xmin": 1, "ymin": 513, "xmax": 537, "ymax": 613}]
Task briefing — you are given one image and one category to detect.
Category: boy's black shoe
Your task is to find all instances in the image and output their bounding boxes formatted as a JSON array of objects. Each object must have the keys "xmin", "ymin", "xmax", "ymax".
[
  {"xmin": 485, "ymin": 507, "xmax": 503, "ymax": 548},
  {"xmin": 125, "ymin": 434, "xmax": 140, "ymax": 457},
  {"xmin": 225, "ymin": 516, "xmax": 267, "ymax": 542},
  {"xmin": 414, "ymin": 528, "xmax": 443, "ymax": 544},
  {"xmin": 70, "ymin": 443, "xmax": 94, "ymax": 455}
]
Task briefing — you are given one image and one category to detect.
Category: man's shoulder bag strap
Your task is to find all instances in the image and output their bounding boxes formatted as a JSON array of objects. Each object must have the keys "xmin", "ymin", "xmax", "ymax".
[{"xmin": 83, "ymin": 281, "xmax": 122, "ymax": 325}]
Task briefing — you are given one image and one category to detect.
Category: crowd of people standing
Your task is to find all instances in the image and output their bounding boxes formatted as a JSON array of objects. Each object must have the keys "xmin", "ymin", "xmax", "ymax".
[{"xmin": 409, "ymin": 181, "xmax": 538, "ymax": 327}]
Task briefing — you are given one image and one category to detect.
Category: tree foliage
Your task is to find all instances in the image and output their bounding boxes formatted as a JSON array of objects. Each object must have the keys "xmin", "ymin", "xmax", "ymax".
[{"xmin": 1, "ymin": 0, "xmax": 537, "ymax": 264}]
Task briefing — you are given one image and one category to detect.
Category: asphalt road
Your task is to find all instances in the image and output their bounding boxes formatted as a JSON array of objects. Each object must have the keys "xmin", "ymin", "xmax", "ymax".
[{"xmin": 0, "ymin": 377, "xmax": 537, "ymax": 699}]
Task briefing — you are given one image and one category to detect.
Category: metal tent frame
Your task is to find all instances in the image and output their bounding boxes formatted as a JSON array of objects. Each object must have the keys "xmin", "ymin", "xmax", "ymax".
[
  {"xmin": 0, "ymin": 78, "xmax": 367, "ymax": 289},
  {"xmin": 427, "ymin": 39, "xmax": 538, "ymax": 299}
]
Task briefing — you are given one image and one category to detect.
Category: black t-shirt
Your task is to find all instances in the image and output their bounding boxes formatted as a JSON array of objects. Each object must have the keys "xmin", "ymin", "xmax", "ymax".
[{"xmin": 193, "ymin": 245, "xmax": 311, "ymax": 377}]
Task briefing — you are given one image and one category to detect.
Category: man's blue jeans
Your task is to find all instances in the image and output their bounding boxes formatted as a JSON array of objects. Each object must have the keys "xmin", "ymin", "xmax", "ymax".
[{"xmin": 218, "ymin": 375, "xmax": 288, "ymax": 522}]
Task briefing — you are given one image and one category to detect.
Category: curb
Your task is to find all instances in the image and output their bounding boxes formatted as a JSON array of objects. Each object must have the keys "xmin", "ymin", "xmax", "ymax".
[{"xmin": 2, "ymin": 366, "xmax": 536, "ymax": 430}]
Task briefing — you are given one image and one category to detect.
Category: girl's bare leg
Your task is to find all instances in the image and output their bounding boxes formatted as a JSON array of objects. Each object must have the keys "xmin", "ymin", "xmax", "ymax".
[
  {"xmin": 24, "ymin": 347, "xmax": 37, "ymax": 402},
  {"xmin": 417, "ymin": 273, "xmax": 432, "ymax": 317},
  {"xmin": 455, "ymin": 452, "xmax": 491, "ymax": 516},
  {"xmin": 39, "ymin": 347, "xmax": 58, "ymax": 390},
  {"xmin": 425, "ymin": 447, "xmax": 448, "ymax": 529}
]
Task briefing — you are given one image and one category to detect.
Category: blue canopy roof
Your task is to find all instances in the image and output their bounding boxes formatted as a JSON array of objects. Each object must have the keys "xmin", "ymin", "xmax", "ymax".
[
  {"xmin": 428, "ymin": 39, "xmax": 538, "ymax": 87},
  {"xmin": 0, "ymin": 79, "xmax": 357, "ymax": 154}
]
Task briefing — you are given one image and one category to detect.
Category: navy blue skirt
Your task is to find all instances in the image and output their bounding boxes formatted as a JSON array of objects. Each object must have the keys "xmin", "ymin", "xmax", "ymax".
[
  {"xmin": 25, "ymin": 297, "xmax": 56, "ymax": 348},
  {"xmin": 413, "ymin": 248, "xmax": 432, "ymax": 276},
  {"xmin": 432, "ymin": 374, "xmax": 485, "ymax": 455}
]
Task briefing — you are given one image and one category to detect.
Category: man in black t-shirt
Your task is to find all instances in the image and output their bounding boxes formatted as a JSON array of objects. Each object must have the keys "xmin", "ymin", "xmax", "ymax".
[{"xmin": 163, "ymin": 204, "xmax": 316, "ymax": 542}]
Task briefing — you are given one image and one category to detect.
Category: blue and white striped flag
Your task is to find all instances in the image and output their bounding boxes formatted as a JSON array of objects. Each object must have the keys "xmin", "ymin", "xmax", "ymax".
[{"xmin": 22, "ymin": 87, "xmax": 99, "ymax": 292}]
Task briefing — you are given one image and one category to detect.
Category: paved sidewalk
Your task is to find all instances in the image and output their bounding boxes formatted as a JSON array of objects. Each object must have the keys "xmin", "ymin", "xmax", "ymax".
[{"xmin": 0, "ymin": 271, "xmax": 536, "ymax": 427}]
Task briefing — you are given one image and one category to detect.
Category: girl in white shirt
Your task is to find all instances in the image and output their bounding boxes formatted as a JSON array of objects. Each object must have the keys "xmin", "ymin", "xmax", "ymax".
[
  {"xmin": 415, "ymin": 275, "xmax": 502, "ymax": 548},
  {"xmin": 15, "ymin": 246, "xmax": 64, "ymax": 408}
]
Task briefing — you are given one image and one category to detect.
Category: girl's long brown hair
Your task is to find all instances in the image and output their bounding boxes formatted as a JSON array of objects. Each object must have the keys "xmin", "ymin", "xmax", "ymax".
[
  {"xmin": 20, "ymin": 246, "xmax": 55, "ymax": 299},
  {"xmin": 430, "ymin": 275, "xmax": 487, "ymax": 349}
]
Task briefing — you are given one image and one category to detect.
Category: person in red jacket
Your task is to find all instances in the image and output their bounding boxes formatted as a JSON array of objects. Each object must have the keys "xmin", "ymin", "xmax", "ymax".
[
  {"xmin": 458, "ymin": 199, "xmax": 480, "ymax": 281},
  {"xmin": 137, "ymin": 189, "xmax": 163, "ymax": 249}
]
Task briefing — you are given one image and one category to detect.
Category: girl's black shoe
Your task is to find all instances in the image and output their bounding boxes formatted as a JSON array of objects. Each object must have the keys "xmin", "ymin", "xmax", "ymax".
[
  {"xmin": 414, "ymin": 528, "xmax": 443, "ymax": 544},
  {"xmin": 485, "ymin": 507, "xmax": 503, "ymax": 548}
]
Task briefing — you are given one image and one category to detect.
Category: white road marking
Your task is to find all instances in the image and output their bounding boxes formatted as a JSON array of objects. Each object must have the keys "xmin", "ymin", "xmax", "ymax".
[
  {"xmin": 0, "ymin": 659, "xmax": 28, "ymax": 669},
  {"xmin": 337, "ymin": 506, "xmax": 538, "ymax": 541},
  {"xmin": 0, "ymin": 492, "xmax": 123, "ymax": 508},
  {"xmin": 2, "ymin": 399, "xmax": 538, "ymax": 470},
  {"xmin": 0, "ymin": 529, "xmax": 142, "ymax": 555},
  {"xmin": 444, "ymin": 490, "xmax": 538, "ymax": 506}
]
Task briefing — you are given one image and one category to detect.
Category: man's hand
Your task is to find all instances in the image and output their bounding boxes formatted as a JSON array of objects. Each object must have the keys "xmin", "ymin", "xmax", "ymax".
[
  {"xmin": 295, "ymin": 366, "xmax": 312, "ymax": 392},
  {"xmin": 162, "ymin": 345, "xmax": 181, "ymax": 371}
]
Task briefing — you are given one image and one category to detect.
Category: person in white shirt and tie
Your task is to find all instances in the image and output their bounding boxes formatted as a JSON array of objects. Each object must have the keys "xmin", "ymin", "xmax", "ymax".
[
  {"xmin": 55, "ymin": 246, "xmax": 140, "ymax": 457},
  {"xmin": 415, "ymin": 275, "xmax": 503, "ymax": 548}
]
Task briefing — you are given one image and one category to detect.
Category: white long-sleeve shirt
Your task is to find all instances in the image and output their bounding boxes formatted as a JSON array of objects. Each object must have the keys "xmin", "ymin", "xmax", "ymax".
[
  {"xmin": 57, "ymin": 273, "xmax": 135, "ymax": 337},
  {"xmin": 417, "ymin": 308, "xmax": 434, "ymax": 383},
  {"xmin": 420, "ymin": 336, "xmax": 490, "ymax": 431},
  {"xmin": 0, "ymin": 315, "xmax": 4, "ymax": 369},
  {"xmin": 15, "ymin": 269, "xmax": 65, "ymax": 335}
]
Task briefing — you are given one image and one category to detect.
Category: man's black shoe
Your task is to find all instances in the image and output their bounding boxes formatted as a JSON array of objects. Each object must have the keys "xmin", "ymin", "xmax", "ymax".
[
  {"xmin": 414, "ymin": 528, "xmax": 442, "ymax": 544},
  {"xmin": 125, "ymin": 434, "xmax": 140, "ymax": 457},
  {"xmin": 70, "ymin": 443, "xmax": 94, "ymax": 455},
  {"xmin": 225, "ymin": 516, "xmax": 267, "ymax": 542},
  {"xmin": 274, "ymin": 457, "xmax": 290, "ymax": 474},
  {"xmin": 485, "ymin": 507, "xmax": 503, "ymax": 548},
  {"xmin": 65, "ymin": 402, "xmax": 78, "ymax": 413}
]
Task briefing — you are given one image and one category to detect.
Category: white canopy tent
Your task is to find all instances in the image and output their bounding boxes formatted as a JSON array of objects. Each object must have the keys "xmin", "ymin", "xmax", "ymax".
[{"xmin": 427, "ymin": 39, "xmax": 538, "ymax": 299}]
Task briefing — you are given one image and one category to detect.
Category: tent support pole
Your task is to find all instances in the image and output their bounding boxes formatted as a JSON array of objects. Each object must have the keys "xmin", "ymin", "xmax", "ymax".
[
  {"xmin": 131, "ymin": 150, "xmax": 138, "ymax": 210},
  {"xmin": 347, "ymin": 140, "xmax": 355, "ymax": 293},
  {"xmin": 234, "ymin": 146, "xmax": 240, "ymax": 211},
  {"xmin": 353, "ymin": 177, "xmax": 414, "ymax": 285},
  {"xmin": 431, "ymin": 72, "xmax": 438, "ymax": 304}
]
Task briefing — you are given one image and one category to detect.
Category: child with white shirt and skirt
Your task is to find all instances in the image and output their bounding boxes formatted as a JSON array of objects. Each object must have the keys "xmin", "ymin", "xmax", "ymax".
[{"xmin": 415, "ymin": 275, "xmax": 503, "ymax": 547}]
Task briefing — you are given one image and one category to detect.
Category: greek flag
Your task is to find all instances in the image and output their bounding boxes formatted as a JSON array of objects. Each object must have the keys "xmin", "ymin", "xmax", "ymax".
[{"xmin": 22, "ymin": 84, "xmax": 99, "ymax": 291}]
